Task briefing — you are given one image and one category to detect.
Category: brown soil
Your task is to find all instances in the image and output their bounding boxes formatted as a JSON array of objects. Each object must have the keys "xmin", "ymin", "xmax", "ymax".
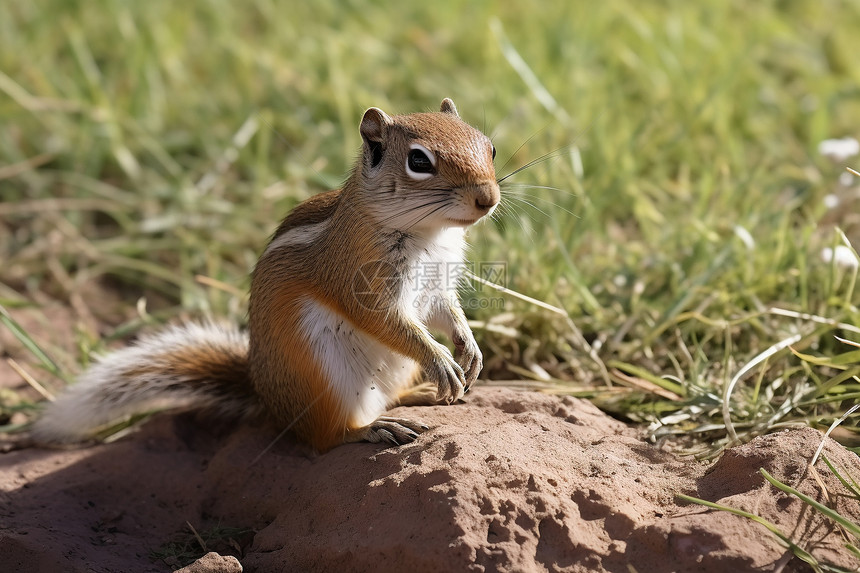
[{"xmin": 1, "ymin": 386, "xmax": 859, "ymax": 573}]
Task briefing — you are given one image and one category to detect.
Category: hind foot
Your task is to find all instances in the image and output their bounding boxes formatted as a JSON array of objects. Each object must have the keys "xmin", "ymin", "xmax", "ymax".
[{"xmin": 348, "ymin": 416, "xmax": 430, "ymax": 446}]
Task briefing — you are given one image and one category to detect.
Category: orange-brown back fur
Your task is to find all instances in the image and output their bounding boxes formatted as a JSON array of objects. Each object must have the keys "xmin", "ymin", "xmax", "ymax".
[{"xmin": 248, "ymin": 103, "xmax": 498, "ymax": 450}]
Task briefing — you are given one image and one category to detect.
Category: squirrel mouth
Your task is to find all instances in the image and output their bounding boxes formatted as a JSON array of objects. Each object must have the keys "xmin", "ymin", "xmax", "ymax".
[{"xmin": 445, "ymin": 217, "xmax": 481, "ymax": 226}]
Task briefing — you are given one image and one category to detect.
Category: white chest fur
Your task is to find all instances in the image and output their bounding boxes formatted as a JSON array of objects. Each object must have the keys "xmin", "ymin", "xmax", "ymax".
[
  {"xmin": 296, "ymin": 227, "xmax": 466, "ymax": 427},
  {"xmin": 401, "ymin": 227, "xmax": 467, "ymax": 320},
  {"xmin": 298, "ymin": 296, "xmax": 415, "ymax": 427}
]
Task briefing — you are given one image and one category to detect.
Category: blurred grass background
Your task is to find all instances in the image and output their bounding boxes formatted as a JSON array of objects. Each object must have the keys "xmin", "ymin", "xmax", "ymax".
[{"xmin": 2, "ymin": 0, "xmax": 860, "ymax": 453}]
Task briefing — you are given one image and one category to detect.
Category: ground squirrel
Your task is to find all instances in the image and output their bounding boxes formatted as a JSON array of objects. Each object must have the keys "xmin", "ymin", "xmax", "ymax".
[{"xmin": 33, "ymin": 98, "xmax": 500, "ymax": 451}]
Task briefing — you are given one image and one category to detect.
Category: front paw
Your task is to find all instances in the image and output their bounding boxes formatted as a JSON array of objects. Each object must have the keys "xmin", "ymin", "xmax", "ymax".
[
  {"xmin": 453, "ymin": 328, "xmax": 482, "ymax": 391},
  {"xmin": 423, "ymin": 344, "xmax": 465, "ymax": 404}
]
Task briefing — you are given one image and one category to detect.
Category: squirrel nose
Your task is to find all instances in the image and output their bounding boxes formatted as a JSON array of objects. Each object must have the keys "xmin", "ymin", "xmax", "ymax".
[{"xmin": 473, "ymin": 185, "xmax": 500, "ymax": 212}]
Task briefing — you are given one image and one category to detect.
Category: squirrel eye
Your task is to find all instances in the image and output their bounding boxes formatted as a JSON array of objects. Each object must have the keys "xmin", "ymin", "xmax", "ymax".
[
  {"xmin": 492, "ymin": 145, "xmax": 496, "ymax": 160},
  {"xmin": 407, "ymin": 149, "xmax": 435, "ymax": 174}
]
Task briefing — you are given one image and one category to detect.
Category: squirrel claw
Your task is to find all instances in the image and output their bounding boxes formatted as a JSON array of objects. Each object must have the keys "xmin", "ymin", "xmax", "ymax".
[
  {"xmin": 363, "ymin": 416, "xmax": 429, "ymax": 446},
  {"xmin": 376, "ymin": 428, "xmax": 398, "ymax": 445}
]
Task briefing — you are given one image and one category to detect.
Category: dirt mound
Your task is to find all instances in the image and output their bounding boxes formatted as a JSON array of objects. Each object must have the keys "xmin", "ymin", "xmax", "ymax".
[{"xmin": 1, "ymin": 387, "xmax": 858, "ymax": 572}]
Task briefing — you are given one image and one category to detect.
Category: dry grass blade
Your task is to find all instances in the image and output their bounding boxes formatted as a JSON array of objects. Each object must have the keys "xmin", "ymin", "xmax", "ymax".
[
  {"xmin": 835, "ymin": 336, "xmax": 860, "ymax": 349},
  {"xmin": 195, "ymin": 275, "xmax": 246, "ymax": 299},
  {"xmin": 812, "ymin": 403, "xmax": 860, "ymax": 466},
  {"xmin": 0, "ymin": 153, "xmax": 54, "ymax": 180},
  {"xmin": 186, "ymin": 521, "xmax": 208, "ymax": 553},
  {"xmin": 609, "ymin": 368, "xmax": 683, "ymax": 401},
  {"xmin": 722, "ymin": 333, "xmax": 804, "ymax": 444},
  {"xmin": 464, "ymin": 270, "xmax": 567, "ymax": 316},
  {"xmin": 6, "ymin": 358, "xmax": 54, "ymax": 401}
]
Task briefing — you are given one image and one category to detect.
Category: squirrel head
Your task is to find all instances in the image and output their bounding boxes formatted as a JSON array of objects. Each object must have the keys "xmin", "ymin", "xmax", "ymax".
[{"xmin": 356, "ymin": 98, "xmax": 500, "ymax": 232}]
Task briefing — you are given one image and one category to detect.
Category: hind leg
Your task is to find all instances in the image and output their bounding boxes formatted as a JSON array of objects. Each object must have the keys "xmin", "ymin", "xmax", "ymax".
[
  {"xmin": 342, "ymin": 372, "xmax": 436, "ymax": 446},
  {"xmin": 343, "ymin": 365, "xmax": 452, "ymax": 446}
]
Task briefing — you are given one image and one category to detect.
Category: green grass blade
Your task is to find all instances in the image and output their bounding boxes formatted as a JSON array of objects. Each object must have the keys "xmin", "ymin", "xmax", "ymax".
[
  {"xmin": 821, "ymin": 455, "xmax": 860, "ymax": 499},
  {"xmin": 761, "ymin": 469, "xmax": 860, "ymax": 539},
  {"xmin": 791, "ymin": 348, "xmax": 860, "ymax": 369},
  {"xmin": 0, "ymin": 304, "xmax": 63, "ymax": 379},
  {"xmin": 676, "ymin": 493, "xmax": 821, "ymax": 570}
]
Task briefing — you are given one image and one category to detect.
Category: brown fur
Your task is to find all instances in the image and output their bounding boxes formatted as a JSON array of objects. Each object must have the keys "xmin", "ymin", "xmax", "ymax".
[
  {"xmin": 273, "ymin": 188, "xmax": 341, "ymax": 238},
  {"xmin": 34, "ymin": 100, "xmax": 498, "ymax": 450},
  {"xmin": 119, "ymin": 341, "xmax": 253, "ymax": 405},
  {"xmin": 247, "ymin": 99, "xmax": 500, "ymax": 450}
]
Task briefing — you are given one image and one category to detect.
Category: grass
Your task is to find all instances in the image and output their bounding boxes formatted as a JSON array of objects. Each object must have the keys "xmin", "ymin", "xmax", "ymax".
[
  {"xmin": 150, "ymin": 521, "xmax": 252, "ymax": 569},
  {"xmin": 1, "ymin": 0, "xmax": 860, "ymax": 453},
  {"xmin": 679, "ymin": 404, "xmax": 860, "ymax": 572}
]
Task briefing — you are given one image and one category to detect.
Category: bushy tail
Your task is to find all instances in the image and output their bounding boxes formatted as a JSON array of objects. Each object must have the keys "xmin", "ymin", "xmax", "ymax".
[{"xmin": 31, "ymin": 322, "xmax": 261, "ymax": 444}]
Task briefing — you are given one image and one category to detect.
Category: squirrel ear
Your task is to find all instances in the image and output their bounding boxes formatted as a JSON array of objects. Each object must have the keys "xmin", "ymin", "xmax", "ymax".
[
  {"xmin": 360, "ymin": 107, "xmax": 392, "ymax": 143},
  {"xmin": 440, "ymin": 98, "xmax": 459, "ymax": 117},
  {"xmin": 360, "ymin": 108, "xmax": 391, "ymax": 169}
]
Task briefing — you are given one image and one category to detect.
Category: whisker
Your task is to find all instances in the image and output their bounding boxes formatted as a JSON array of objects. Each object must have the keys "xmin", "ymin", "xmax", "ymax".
[
  {"xmin": 382, "ymin": 196, "xmax": 453, "ymax": 227},
  {"xmin": 495, "ymin": 109, "xmax": 605, "ymax": 184},
  {"xmin": 405, "ymin": 203, "xmax": 453, "ymax": 230},
  {"xmin": 496, "ymin": 201, "xmax": 535, "ymax": 235},
  {"xmin": 501, "ymin": 183, "xmax": 574, "ymax": 196},
  {"xmin": 502, "ymin": 195, "xmax": 551, "ymax": 219},
  {"xmin": 497, "ymin": 145, "xmax": 576, "ymax": 183},
  {"xmin": 496, "ymin": 125, "xmax": 549, "ymax": 175},
  {"xmin": 376, "ymin": 198, "xmax": 451, "ymax": 226},
  {"xmin": 399, "ymin": 203, "xmax": 442, "ymax": 228},
  {"xmin": 498, "ymin": 201, "xmax": 526, "ymax": 223},
  {"xmin": 502, "ymin": 192, "xmax": 580, "ymax": 219}
]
